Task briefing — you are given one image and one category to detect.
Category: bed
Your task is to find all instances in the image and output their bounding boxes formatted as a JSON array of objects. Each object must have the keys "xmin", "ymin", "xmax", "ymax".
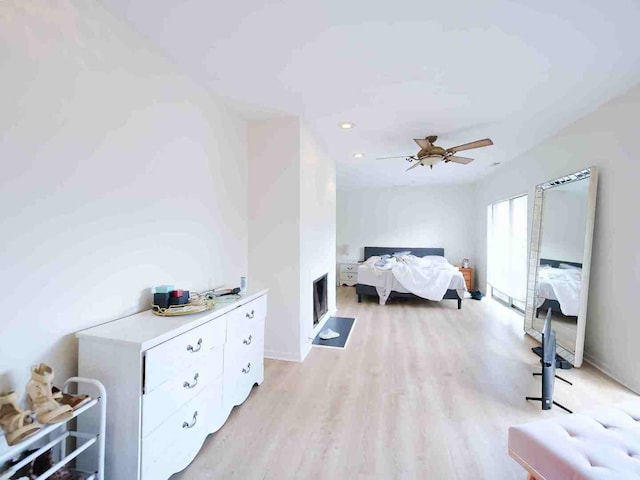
[
  {"xmin": 535, "ymin": 258, "xmax": 583, "ymax": 318},
  {"xmin": 355, "ymin": 247, "xmax": 466, "ymax": 309}
]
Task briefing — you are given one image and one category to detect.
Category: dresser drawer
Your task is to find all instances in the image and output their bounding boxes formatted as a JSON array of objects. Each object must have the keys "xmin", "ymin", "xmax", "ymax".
[
  {"xmin": 339, "ymin": 272, "xmax": 357, "ymax": 286},
  {"xmin": 223, "ymin": 317, "xmax": 263, "ymax": 391},
  {"xmin": 340, "ymin": 263, "xmax": 359, "ymax": 273},
  {"xmin": 225, "ymin": 315, "xmax": 264, "ymax": 363},
  {"xmin": 340, "ymin": 272, "xmax": 357, "ymax": 282},
  {"xmin": 142, "ymin": 345, "xmax": 223, "ymax": 437},
  {"xmin": 227, "ymin": 296, "xmax": 266, "ymax": 344},
  {"xmin": 223, "ymin": 349, "xmax": 264, "ymax": 410},
  {"xmin": 142, "ymin": 376, "xmax": 223, "ymax": 480},
  {"xmin": 144, "ymin": 316, "xmax": 227, "ymax": 393}
]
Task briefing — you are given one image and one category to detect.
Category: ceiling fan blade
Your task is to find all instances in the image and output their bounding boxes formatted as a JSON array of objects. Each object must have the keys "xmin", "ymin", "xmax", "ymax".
[
  {"xmin": 376, "ymin": 155, "xmax": 413, "ymax": 160},
  {"xmin": 446, "ymin": 138, "xmax": 493, "ymax": 153},
  {"xmin": 414, "ymin": 138, "xmax": 431, "ymax": 149},
  {"xmin": 446, "ymin": 156, "xmax": 474, "ymax": 165},
  {"xmin": 405, "ymin": 160, "xmax": 423, "ymax": 171}
]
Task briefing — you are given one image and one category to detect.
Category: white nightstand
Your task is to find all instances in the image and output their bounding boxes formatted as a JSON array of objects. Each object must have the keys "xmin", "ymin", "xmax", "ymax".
[{"xmin": 338, "ymin": 262, "xmax": 360, "ymax": 286}]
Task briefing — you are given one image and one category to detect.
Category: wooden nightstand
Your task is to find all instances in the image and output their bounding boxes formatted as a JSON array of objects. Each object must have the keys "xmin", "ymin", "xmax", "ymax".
[{"xmin": 458, "ymin": 267, "xmax": 474, "ymax": 291}]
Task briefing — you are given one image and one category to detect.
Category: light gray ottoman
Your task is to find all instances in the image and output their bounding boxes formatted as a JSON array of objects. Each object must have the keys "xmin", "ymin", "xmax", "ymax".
[{"xmin": 509, "ymin": 400, "xmax": 640, "ymax": 479}]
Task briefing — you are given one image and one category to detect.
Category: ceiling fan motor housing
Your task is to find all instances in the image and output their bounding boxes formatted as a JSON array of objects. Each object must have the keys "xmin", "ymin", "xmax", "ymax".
[{"xmin": 418, "ymin": 145, "xmax": 446, "ymax": 158}]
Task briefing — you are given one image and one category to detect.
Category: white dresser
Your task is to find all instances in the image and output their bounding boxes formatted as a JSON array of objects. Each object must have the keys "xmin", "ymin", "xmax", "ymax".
[
  {"xmin": 76, "ymin": 290, "xmax": 267, "ymax": 480},
  {"xmin": 338, "ymin": 262, "xmax": 360, "ymax": 286}
]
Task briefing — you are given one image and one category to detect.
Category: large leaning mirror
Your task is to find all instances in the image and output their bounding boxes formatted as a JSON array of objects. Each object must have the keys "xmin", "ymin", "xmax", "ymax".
[{"xmin": 524, "ymin": 167, "xmax": 598, "ymax": 367}]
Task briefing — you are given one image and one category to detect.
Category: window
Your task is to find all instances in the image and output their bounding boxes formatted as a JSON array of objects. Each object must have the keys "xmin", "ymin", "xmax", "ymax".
[
  {"xmin": 490, "ymin": 285, "xmax": 526, "ymax": 312},
  {"xmin": 487, "ymin": 195, "xmax": 527, "ymax": 310}
]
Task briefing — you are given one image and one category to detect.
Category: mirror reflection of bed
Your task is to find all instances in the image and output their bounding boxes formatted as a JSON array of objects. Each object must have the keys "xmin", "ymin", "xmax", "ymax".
[
  {"xmin": 524, "ymin": 168, "xmax": 597, "ymax": 367},
  {"xmin": 533, "ymin": 258, "xmax": 582, "ymax": 350}
]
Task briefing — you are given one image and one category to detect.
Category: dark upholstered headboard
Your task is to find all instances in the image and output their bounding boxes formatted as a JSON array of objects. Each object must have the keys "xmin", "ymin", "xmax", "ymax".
[
  {"xmin": 539, "ymin": 258, "xmax": 582, "ymax": 269},
  {"xmin": 363, "ymin": 247, "xmax": 445, "ymax": 261}
]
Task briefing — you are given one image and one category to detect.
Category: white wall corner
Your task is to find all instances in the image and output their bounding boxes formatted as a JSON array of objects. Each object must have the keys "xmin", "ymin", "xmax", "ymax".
[{"xmin": 300, "ymin": 342, "xmax": 313, "ymax": 363}]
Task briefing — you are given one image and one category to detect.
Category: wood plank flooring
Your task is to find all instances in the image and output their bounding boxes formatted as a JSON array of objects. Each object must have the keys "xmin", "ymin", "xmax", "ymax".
[{"xmin": 172, "ymin": 287, "xmax": 638, "ymax": 480}]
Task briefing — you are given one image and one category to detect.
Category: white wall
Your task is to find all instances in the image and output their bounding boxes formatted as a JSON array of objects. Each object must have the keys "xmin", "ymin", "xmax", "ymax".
[
  {"xmin": 0, "ymin": 1, "xmax": 248, "ymax": 393},
  {"xmin": 474, "ymin": 83, "xmax": 640, "ymax": 392},
  {"xmin": 337, "ymin": 185, "xmax": 476, "ymax": 266},
  {"xmin": 299, "ymin": 125, "xmax": 337, "ymax": 359},
  {"xmin": 540, "ymin": 188, "xmax": 588, "ymax": 263},
  {"xmin": 248, "ymin": 119, "xmax": 336, "ymax": 362},
  {"xmin": 248, "ymin": 117, "xmax": 302, "ymax": 361}
]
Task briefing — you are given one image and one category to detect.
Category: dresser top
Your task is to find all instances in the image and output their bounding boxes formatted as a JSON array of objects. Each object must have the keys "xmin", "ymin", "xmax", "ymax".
[{"xmin": 76, "ymin": 289, "xmax": 267, "ymax": 351}]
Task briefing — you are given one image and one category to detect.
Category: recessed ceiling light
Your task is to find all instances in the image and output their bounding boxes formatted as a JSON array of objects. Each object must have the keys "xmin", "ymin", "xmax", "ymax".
[
  {"xmin": 339, "ymin": 122, "xmax": 355, "ymax": 129},
  {"xmin": 353, "ymin": 153, "xmax": 364, "ymax": 158}
]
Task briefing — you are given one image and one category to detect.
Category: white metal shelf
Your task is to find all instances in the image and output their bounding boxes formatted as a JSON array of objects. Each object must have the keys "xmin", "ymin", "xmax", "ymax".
[
  {"xmin": 0, "ymin": 398, "xmax": 98, "ymax": 465},
  {"xmin": 0, "ymin": 377, "xmax": 105, "ymax": 480}
]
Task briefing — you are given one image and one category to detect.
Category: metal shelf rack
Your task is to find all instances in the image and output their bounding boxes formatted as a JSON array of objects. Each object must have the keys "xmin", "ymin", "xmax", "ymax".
[{"xmin": 0, "ymin": 377, "xmax": 106, "ymax": 480}]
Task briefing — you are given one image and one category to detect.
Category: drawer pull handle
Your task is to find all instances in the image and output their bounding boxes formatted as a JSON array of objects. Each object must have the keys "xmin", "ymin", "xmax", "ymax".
[
  {"xmin": 242, "ymin": 362, "xmax": 251, "ymax": 374},
  {"xmin": 246, "ymin": 309, "xmax": 255, "ymax": 320},
  {"xmin": 243, "ymin": 335, "xmax": 252, "ymax": 345},
  {"xmin": 182, "ymin": 411, "xmax": 198, "ymax": 429},
  {"xmin": 187, "ymin": 338, "xmax": 202, "ymax": 353},
  {"xmin": 183, "ymin": 373, "xmax": 199, "ymax": 389}
]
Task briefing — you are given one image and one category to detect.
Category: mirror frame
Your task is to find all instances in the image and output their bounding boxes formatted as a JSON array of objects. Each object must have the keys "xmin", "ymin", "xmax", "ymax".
[{"xmin": 524, "ymin": 167, "xmax": 598, "ymax": 367}]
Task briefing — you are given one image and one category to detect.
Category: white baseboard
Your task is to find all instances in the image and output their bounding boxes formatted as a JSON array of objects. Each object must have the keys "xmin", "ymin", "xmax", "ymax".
[
  {"xmin": 264, "ymin": 349, "xmax": 302, "ymax": 363},
  {"xmin": 583, "ymin": 352, "xmax": 640, "ymax": 395}
]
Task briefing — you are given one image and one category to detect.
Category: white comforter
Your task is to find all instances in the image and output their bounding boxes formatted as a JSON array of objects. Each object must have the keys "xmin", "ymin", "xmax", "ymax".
[
  {"xmin": 359, "ymin": 255, "xmax": 466, "ymax": 305},
  {"xmin": 536, "ymin": 266, "xmax": 582, "ymax": 316}
]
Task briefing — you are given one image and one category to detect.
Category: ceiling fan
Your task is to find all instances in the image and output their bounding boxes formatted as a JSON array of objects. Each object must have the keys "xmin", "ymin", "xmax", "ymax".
[{"xmin": 377, "ymin": 135, "xmax": 494, "ymax": 171}]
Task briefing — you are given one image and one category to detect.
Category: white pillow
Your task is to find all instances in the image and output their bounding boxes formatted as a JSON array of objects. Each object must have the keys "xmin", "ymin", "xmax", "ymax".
[{"xmin": 421, "ymin": 255, "xmax": 449, "ymax": 265}]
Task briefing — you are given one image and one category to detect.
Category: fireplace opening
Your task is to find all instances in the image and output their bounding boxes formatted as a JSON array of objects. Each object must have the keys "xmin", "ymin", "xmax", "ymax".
[{"xmin": 313, "ymin": 274, "xmax": 328, "ymax": 327}]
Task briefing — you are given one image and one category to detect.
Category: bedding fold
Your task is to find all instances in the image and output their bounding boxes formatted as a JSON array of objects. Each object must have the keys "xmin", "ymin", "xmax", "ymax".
[{"xmin": 536, "ymin": 266, "xmax": 582, "ymax": 316}]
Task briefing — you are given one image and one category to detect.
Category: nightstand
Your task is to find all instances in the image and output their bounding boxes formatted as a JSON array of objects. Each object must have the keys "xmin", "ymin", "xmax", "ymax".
[
  {"xmin": 458, "ymin": 267, "xmax": 474, "ymax": 291},
  {"xmin": 338, "ymin": 262, "xmax": 359, "ymax": 286}
]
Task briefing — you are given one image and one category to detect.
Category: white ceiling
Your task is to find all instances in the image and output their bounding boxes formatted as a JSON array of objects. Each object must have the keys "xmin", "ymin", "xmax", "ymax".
[{"xmin": 101, "ymin": 0, "xmax": 640, "ymax": 187}]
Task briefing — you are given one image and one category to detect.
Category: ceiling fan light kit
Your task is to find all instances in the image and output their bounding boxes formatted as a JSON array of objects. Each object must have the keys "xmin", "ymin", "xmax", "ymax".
[{"xmin": 378, "ymin": 135, "xmax": 494, "ymax": 172}]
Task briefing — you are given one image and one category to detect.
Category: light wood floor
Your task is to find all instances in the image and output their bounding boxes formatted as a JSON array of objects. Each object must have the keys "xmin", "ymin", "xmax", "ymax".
[{"xmin": 173, "ymin": 287, "xmax": 638, "ymax": 480}]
